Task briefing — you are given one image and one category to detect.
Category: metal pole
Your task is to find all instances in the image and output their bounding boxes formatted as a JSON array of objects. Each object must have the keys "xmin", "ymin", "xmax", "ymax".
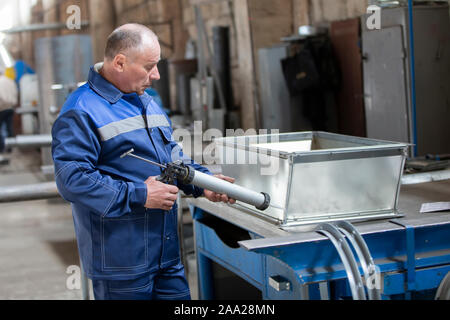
[
  {"xmin": 194, "ymin": 5, "xmax": 208, "ymax": 129},
  {"xmin": 407, "ymin": 0, "xmax": 418, "ymax": 156},
  {"xmin": 316, "ymin": 223, "xmax": 367, "ymax": 300},
  {"xmin": 0, "ymin": 21, "xmax": 89, "ymax": 34},
  {"xmin": 0, "ymin": 182, "xmax": 60, "ymax": 203},
  {"xmin": 213, "ymin": 26, "xmax": 232, "ymax": 111},
  {"xmin": 4, "ymin": 134, "xmax": 52, "ymax": 149},
  {"xmin": 334, "ymin": 221, "xmax": 381, "ymax": 300}
]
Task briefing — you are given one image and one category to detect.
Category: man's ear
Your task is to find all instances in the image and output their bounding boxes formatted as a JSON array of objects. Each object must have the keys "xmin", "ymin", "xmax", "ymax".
[{"xmin": 112, "ymin": 54, "xmax": 126, "ymax": 72}]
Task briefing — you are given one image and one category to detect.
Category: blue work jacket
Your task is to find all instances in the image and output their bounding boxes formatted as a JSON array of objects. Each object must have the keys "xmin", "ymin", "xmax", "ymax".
[{"xmin": 51, "ymin": 65, "xmax": 210, "ymax": 280}]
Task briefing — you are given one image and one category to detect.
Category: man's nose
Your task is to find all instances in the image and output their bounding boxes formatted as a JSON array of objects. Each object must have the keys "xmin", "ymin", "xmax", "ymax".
[{"xmin": 150, "ymin": 67, "xmax": 160, "ymax": 81}]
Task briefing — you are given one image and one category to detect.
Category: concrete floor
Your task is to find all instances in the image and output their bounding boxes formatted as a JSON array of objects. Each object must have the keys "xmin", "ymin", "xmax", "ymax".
[{"xmin": 0, "ymin": 149, "xmax": 198, "ymax": 300}]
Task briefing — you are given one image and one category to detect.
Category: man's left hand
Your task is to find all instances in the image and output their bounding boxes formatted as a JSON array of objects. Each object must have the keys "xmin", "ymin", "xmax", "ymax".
[{"xmin": 203, "ymin": 174, "xmax": 236, "ymax": 204}]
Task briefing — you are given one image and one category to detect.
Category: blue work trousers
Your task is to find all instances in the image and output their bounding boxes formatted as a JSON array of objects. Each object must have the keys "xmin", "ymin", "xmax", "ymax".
[{"xmin": 92, "ymin": 262, "xmax": 191, "ymax": 300}]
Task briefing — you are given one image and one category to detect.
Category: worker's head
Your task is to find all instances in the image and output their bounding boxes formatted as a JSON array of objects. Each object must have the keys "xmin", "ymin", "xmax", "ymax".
[{"xmin": 103, "ymin": 23, "xmax": 161, "ymax": 95}]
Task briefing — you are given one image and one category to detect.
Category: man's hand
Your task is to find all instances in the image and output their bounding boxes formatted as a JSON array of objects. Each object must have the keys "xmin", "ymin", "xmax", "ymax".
[
  {"xmin": 203, "ymin": 174, "xmax": 236, "ymax": 204},
  {"xmin": 144, "ymin": 176, "xmax": 179, "ymax": 211}
]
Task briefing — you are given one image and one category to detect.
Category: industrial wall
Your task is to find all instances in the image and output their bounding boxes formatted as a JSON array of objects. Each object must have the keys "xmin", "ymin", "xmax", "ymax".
[
  {"xmin": 5, "ymin": 0, "xmax": 90, "ymax": 69},
  {"xmin": 7, "ymin": 0, "xmax": 371, "ymax": 129},
  {"xmin": 180, "ymin": 0, "xmax": 369, "ymax": 128}
]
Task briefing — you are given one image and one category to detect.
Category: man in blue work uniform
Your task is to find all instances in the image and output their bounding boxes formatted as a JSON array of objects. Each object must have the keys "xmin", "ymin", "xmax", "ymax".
[{"xmin": 51, "ymin": 24, "xmax": 235, "ymax": 300}]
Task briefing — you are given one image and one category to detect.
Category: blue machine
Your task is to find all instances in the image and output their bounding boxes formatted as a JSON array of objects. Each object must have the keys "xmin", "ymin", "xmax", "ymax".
[{"xmin": 188, "ymin": 179, "xmax": 450, "ymax": 300}]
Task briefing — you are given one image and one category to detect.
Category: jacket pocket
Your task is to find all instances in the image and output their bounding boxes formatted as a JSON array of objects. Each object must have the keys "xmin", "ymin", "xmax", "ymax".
[
  {"xmin": 101, "ymin": 215, "xmax": 147, "ymax": 270},
  {"xmin": 158, "ymin": 126, "xmax": 173, "ymax": 144},
  {"xmin": 158, "ymin": 126, "xmax": 176, "ymax": 162}
]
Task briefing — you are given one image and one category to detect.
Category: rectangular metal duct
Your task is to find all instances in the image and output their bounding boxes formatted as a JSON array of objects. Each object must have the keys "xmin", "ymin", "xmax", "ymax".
[{"xmin": 215, "ymin": 132, "xmax": 408, "ymax": 227}]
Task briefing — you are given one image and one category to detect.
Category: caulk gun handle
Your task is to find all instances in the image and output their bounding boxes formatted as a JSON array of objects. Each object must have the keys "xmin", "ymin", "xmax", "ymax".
[{"xmin": 156, "ymin": 173, "xmax": 174, "ymax": 185}]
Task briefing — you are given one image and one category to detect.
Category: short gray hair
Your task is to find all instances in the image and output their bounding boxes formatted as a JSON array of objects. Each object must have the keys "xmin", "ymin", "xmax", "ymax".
[{"xmin": 104, "ymin": 24, "xmax": 157, "ymax": 60}]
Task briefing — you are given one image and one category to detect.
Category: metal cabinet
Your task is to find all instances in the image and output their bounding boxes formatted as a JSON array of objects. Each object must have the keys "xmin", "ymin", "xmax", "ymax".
[
  {"xmin": 362, "ymin": 5, "xmax": 450, "ymax": 156},
  {"xmin": 257, "ymin": 44, "xmax": 310, "ymax": 133}
]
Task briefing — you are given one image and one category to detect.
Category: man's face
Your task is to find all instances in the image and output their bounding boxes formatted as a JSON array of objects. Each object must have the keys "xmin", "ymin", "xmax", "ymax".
[{"xmin": 122, "ymin": 41, "xmax": 161, "ymax": 95}]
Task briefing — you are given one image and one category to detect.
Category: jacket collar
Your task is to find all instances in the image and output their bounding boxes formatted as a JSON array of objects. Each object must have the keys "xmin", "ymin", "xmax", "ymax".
[{"xmin": 87, "ymin": 62, "xmax": 123, "ymax": 104}]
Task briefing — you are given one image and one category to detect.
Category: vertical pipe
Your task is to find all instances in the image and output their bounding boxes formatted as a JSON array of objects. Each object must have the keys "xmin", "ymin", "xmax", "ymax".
[
  {"xmin": 176, "ymin": 73, "xmax": 191, "ymax": 115},
  {"xmin": 212, "ymin": 26, "xmax": 232, "ymax": 111},
  {"xmin": 194, "ymin": 6, "xmax": 207, "ymax": 81},
  {"xmin": 407, "ymin": 0, "xmax": 418, "ymax": 156},
  {"xmin": 194, "ymin": 6, "xmax": 208, "ymax": 128}
]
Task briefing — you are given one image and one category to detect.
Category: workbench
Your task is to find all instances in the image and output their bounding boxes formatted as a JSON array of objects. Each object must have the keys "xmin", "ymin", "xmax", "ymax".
[{"xmin": 188, "ymin": 179, "xmax": 450, "ymax": 300}]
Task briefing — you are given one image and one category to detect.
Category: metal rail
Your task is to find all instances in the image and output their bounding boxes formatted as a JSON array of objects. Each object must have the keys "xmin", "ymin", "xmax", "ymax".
[
  {"xmin": 333, "ymin": 221, "xmax": 381, "ymax": 300},
  {"xmin": 0, "ymin": 182, "xmax": 60, "ymax": 203},
  {"xmin": 316, "ymin": 223, "xmax": 367, "ymax": 300},
  {"xmin": 1, "ymin": 21, "xmax": 89, "ymax": 33},
  {"xmin": 4, "ymin": 134, "xmax": 52, "ymax": 149}
]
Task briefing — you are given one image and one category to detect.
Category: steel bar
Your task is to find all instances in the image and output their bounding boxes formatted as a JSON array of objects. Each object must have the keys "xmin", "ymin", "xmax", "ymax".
[
  {"xmin": 333, "ymin": 221, "xmax": 381, "ymax": 300},
  {"xmin": 0, "ymin": 182, "xmax": 60, "ymax": 203},
  {"xmin": 15, "ymin": 107, "xmax": 39, "ymax": 114},
  {"xmin": 407, "ymin": 0, "xmax": 418, "ymax": 156},
  {"xmin": 5, "ymin": 134, "xmax": 52, "ymax": 149},
  {"xmin": 190, "ymin": 0, "xmax": 230, "ymax": 5},
  {"xmin": 120, "ymin": 148, "xmax": 166, "ymax": 169},
  {"xmin": 401, "ymin": 169, "xmax": 450, "ymax": 185},
  {"xmin": 316, "ymin": 223, "xmax": 367, "ymax": 300},
  {"xmin": 1, "ymin": 21, "xmax": 89, "ymax": 34}
]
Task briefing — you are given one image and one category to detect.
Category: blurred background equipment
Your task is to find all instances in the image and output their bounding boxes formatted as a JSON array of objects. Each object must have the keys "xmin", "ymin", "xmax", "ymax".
[
  {"xmin": 34, "ymin": 34, "xmax": 93, "ymax": 175},
  {"xmin": 0, "ymin": 69, "xmax": 18, "ymax": 139},
  {"xmin": 258, "ymin": 27, "xmax": 341, "ymax": 133},
  {"xmin": 18, "ymin": 73, "xmax": 39, "ymax": 135},
  {"xmin": 0, "ymin": 55, "xmax": 18, "ymax": 165}
]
